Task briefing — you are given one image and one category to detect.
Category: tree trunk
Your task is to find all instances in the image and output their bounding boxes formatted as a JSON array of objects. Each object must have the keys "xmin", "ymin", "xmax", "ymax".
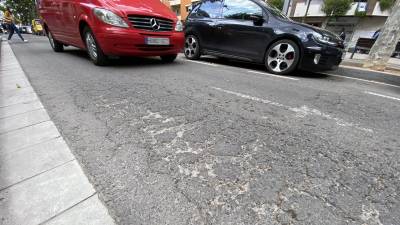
[
  {"xmin": 302, "ymin": 0, "xmax": 312, "ymax": 23},
  {"xmin": 363, "ymin": 0, "xmax": 400, "ymax": 71}
]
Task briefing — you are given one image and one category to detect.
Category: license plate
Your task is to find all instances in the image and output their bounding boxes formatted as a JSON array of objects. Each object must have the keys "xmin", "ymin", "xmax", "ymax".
[{"xmin": 145, "ymin": 37, "xmax": 170, "ymax": 46}]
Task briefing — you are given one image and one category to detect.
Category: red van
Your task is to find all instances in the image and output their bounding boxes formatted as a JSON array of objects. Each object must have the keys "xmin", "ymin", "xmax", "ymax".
[{"xmin": 37, "ymin": 0, "xmax": 184, "ymax": 65}]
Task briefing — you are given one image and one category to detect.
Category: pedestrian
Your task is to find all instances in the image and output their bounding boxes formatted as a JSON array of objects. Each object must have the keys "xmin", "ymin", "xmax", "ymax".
[
  {"xmin": 4, "ymin": 7, "xmax": 28, "ymax": 42},
  {"xmin": 339, "ymin": 28, "xmax": 346, "ymax": 41}
]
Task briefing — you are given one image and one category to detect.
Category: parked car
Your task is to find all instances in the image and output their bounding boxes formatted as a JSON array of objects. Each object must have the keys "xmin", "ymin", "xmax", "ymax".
[
  {"xmin": 37, "ymin": 0, "xmax": 185, "ymax": 65},
  {"xmin": 19, "ymin": 25, "xmax": 33, "ymax": 34},
  {"xmin": 184, "ymin": 0, "xmax": 345, "ymax": 75},
  {"xmin": 32, "ymin": 19, "xmax": 44, "ymax": 35}
]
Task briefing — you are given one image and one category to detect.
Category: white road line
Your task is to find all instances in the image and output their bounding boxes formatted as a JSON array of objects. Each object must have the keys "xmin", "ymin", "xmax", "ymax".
[
  {"xmin": 211, "ymin": 86, "xmax": 373, "ymax": 133},
  {"xmin": 365, "ymin": 91, "xmax": 400, "ymax": 102},
  {"xmin": 323, "ymin": 73, "xmax": 400, "ymax": 89},
  {"xmin": 182, "ymin": 59, "xmax": 218, "ymax": 67},
  {"xmin": 247, "ymin": 70, "xmax": 299, "ymax": 81}
]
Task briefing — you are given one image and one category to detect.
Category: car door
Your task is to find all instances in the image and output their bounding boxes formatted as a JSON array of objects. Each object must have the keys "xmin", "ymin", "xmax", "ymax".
[
  {"xmin": 59, "ymin": 0, "xmax": 80, "ymax": 44},
  {"xmin": 219, "ymin": 0, "xmax": 273, "ymax": 62},
  {"xmin": 189, "ymin": 0, "xmax": 224, "ymax": 51}
]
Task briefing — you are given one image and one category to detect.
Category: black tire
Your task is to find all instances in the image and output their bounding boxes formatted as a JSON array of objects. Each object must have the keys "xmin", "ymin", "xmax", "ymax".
[
  {"xmin": 47, "ymin": 31, "xmax": 64, "ymax": 52},
  {"xmin": 265, "ymin": 39, "xmax": 300, "ymax": 75},
  {"xmin": 83, "ymin": 27, "xmax": 108, "ymax": 66},
  {"xmin": 160, "ymin": 54, "xmax": 178, "ymax": 63},
  {"xmin": 184, "ymin": 35, "xmax": 201, "ymax": 60}
]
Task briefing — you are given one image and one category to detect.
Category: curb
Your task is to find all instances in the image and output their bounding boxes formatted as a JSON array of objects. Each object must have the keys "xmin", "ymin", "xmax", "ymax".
[
  {"xmin": 0, "ymin": 41, "xmax": 115, "ymax": 225},
  {"xmin": 341, "ymin": 61, "xmax": 400, "ymax": 74}
]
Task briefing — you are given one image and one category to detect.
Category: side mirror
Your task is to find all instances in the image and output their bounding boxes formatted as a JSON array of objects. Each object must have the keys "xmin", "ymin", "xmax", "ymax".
[{"xmin": 249, "ymin": 14, "xmax": 264, "ymax": 25}]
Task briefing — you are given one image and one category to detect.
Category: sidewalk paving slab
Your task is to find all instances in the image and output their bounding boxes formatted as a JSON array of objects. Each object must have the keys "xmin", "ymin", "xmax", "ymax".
[
  {"xmin": 0, "ymin": 91, "xmax": 38, "ymax": 108},
  {"xmin": 0, "ymin": 108, "xmax": 49, "ymax": 134},
  {"xmin": 0, "ymin": 137, "xmax": 74, "ymax": 190},
  {"xmin": 44, "ymin": 194, "xmax": 115, "ymax": 225},
  {"xmin": 0, "ymin": 100, "xmax": 44, "ymax": 119},
  {"xmin": 0, "ymin": 160, "xmax": 95, "ymax": 225},
  {"xmin": 0, "ymin": 121, "xmax": 60, "ymax": 156}
]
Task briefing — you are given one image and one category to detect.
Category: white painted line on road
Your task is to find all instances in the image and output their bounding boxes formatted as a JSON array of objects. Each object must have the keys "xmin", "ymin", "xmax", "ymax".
[
  {"xmin": 211, "ymin": 86, "xmax": 373, "ymax": 133},
  {"xmin": 365, "ymin": 91, "xmax": 400, "ymax": 102},
  {"xmin": 182, "ymin": 59, "xmax": 219, "ymax": 67},
  {"xmin": 247, "ymin": 70, "xmax": 299, "ymax": 81},
  {"xmin": 323, "ymin": 73, "xmax": 400, "ymax": 89}
]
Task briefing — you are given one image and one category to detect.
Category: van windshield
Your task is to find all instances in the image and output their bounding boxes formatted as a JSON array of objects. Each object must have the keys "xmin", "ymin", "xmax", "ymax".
[{"xmin": 259, "ymin": 1, "xmax": 290, "ymax": 20}]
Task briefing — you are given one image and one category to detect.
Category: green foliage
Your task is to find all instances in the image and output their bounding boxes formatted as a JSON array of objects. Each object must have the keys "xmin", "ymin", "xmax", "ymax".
[
  {"xmin": 379, "ymin": 0, "xmax": 395, "ymax": 11},
  {"xmin": 5, "ymin": 0, "xmax": 37, "ymax": 24},
  {"xmin": 322, "ymin": 0, "xmax": 353, "ymax": 17},
  {"xmin": 267, "ymin": 0, "xmax": 284, "ymax": 10},
  {"xmin": 355, "ymin": 11, "xmax": 367, "ymax": 17}
]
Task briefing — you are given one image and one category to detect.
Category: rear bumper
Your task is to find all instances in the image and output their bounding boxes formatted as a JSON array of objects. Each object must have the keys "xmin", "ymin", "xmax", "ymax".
[
  {"xmin": 93, "ymin": 26, "xmax": 184, "ymax": 56},
  {"xmin": 299, "ymin": 44, "xmax": 344, "ymax": 72}
]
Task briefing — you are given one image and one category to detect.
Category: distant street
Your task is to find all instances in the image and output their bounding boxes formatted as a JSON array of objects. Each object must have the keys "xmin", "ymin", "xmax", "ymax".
[{"xmin": 9, "ymin": 35, "xmax": 400, "ymax": 225}]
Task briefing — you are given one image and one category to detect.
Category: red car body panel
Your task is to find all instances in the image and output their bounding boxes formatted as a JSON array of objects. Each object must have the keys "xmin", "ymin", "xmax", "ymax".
[{"xmin": 37, "ymin": 0, "xmax": 184, "ymax": 56}]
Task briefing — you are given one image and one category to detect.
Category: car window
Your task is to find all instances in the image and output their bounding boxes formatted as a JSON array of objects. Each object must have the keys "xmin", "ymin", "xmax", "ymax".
[
  {"xmin": 223, "ymin": 0, "xmax": 263, "ymax": 20},
  {"xmin": 196, "ymin": 0, "xmax": 223, "ymax": 18},
  {"xmin": 259, "ymin": 1, "xmax": 290, "ymax": 20}
]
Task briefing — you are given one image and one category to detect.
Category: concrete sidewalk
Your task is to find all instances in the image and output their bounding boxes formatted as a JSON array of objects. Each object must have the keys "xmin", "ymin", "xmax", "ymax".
[{"xmin": 0, "ymin": 41, "xmax": 115, "ymax": 224}]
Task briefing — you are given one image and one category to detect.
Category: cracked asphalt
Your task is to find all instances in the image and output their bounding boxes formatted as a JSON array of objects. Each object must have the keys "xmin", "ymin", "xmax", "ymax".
[{"xmin": 8, "ymin": 35, "xmax": 400, "ymax": 225}]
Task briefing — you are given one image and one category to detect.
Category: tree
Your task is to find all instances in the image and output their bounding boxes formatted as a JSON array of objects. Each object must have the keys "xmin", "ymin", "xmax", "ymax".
[
  {"xmin": 5, "ymin": 0, "xmax": 37, "ymax": 24},
  {"xmin": 322, "ymin": 0, "xmax": 352, "ymax": 17},
  {"xmin": 268, "ymin": 0, "xmax": 284, "ymax": 10},
  {"xmin": 363, "ymin": 0, "xmax": 400, "ymax": 71},
  {"xmin": 380, "ymin": 0, "xmax": 395, "ymax": 11}
]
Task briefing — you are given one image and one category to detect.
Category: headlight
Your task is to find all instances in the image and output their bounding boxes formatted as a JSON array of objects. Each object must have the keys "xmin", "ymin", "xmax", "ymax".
[
  {"xmin": 313, "ymin": 32, "xmax": 336, "ymax": 46},
  {"xmin": 175, "ymin": 20, "xmax": 183, "ymax": 32},
  {"xmin": 93, "ymin": 8, "xmax": 128, "ymax": 28}
]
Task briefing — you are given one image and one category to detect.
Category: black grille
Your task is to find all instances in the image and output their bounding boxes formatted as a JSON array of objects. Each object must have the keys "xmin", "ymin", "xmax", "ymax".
[{"xmin": 128, "ymin": 15, "xmax": 174, "ymax": 32}]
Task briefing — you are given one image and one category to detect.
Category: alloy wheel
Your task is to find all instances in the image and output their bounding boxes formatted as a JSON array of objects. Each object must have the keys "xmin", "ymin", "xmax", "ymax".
[
  {"xmin": 184, "ymin": 36, "xmax": 198, "ymax": 58},
  {"xmin": 86, "ymin": 33, "xmax": 98, "ymax": 60},
  {"xmin": 267, "ymin": 42, "xmax": 296, "ymax": 73}
]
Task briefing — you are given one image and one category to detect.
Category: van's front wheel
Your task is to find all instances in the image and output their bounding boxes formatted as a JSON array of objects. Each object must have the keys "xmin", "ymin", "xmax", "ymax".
[
  {"xmin": 83, "ymin": 27, "xmax": 108, "ymax": 66},
  {"xmin": 47, "ymin": 31, "xmax": 64, "ymax": 52}
]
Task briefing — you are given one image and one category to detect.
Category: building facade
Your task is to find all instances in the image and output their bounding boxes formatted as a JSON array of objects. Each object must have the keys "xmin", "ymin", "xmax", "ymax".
[
  {"xmin": 288, "ymin": 0, "xmax": 391, "ymax": 47},
  {"xmin": 162, "ymin": 0, "xmax": 199, "ymax": 20}
]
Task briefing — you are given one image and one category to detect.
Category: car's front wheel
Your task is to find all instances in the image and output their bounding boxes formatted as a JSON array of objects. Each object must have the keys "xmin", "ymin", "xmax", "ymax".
[
  {"xmin": 47, "ymin": 31, "xmax": 64, "ymax": 52},
  {"xmin": 83, "ymin": 27, "xmax": 108, "ymax": 66},
  {"xmin": 184, "ymin": 35, "xmax": 201, "ymax": 60},
  {"xmin": 265, "ymin": 39, "xmax": 300, "ymax": 75}
]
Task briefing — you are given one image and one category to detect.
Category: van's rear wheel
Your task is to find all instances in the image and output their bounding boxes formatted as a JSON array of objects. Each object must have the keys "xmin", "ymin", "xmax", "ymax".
[
  {"xmin": 184, "ymin": 35, "xmax": 201, "ymax": 60},
  {"xmin": 83, "ymin": 27, "xmax": 108, "ymax": 66},
  {"xmin": 47, "ymin": 31, "xmax": 64, "ymax": 52},
  {"xmin": 265, "ymin": 39, "xmax": 300, "ymax": 75}
]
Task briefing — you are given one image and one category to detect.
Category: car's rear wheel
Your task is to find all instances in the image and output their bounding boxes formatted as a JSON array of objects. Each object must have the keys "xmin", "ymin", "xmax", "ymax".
[
  {"xmin": 161, "ymin": 54, "xmax": 178, "ymax": 63},
  {"xmin": 184, "ymin": 35, "xmax": 201, "ymax": 60},
  {"xmin": 83, "ymin": 27, "xmax": 108, "ymax": 66},
  {"xmin": 265, "ymin": 39, "xmax": 300, "ymax": 75},
  {"xmin": 47, "ymin": 31, "xmax": 64, "ymax": 52}
]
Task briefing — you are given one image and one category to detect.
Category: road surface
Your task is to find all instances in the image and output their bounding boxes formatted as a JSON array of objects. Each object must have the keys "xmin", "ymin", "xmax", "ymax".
[{"xmin": 8, "ymin": 35, "xmax": 400, "ymax": 225}]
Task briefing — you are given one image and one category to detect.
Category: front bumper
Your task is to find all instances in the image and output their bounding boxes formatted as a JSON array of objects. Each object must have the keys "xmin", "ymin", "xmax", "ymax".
[
  {"xmin": 92, "ymin": 26, "xmax": 185, "ymax": 56},
  {"xmin": 299, "ymin": 43, "xmax": 344, "ymax": 72}
]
